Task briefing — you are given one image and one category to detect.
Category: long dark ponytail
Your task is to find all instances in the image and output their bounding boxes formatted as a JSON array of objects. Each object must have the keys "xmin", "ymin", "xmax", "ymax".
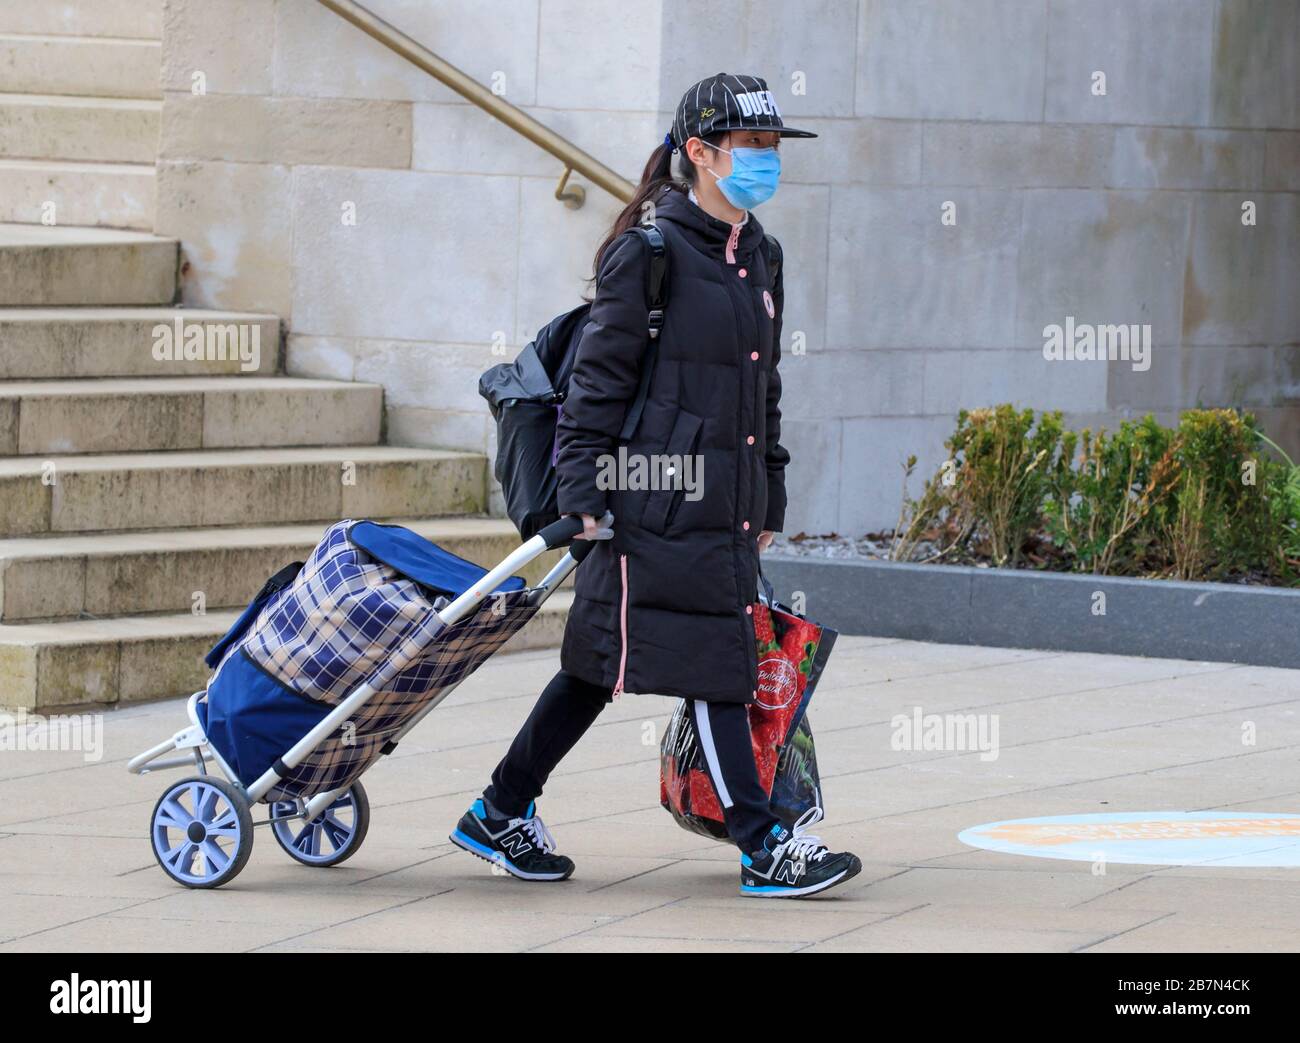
[{"xmin": 588, "ymin": 132, "xmax": 722, "ymax": 286}]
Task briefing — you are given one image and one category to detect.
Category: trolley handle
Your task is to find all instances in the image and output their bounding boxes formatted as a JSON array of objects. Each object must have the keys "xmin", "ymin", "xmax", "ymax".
[
  {"xmin": 538, "ymin": 511, "xmax": 614, "ymax": 549},
  {"xmin": 436, "ymin": 512, "xmax": 613, "ymax": 627}
]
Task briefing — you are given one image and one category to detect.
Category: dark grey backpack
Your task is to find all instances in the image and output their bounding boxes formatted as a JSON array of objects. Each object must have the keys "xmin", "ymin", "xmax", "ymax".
[{"xmin": 478, "ymin": 224, "xmax": 669, "ymax": 539}]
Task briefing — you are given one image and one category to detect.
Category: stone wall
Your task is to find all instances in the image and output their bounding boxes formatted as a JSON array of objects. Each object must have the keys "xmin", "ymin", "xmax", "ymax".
[{"xmin": 158, "ymin": 0, "xmax": 1300, "ymax": 532}]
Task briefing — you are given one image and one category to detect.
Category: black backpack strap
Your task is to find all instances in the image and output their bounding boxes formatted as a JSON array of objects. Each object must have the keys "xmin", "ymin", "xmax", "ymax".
[
  {"xmin": 642, "ymin": 224, "xmax": 668, "ymax": 338},
  {"xmin": 618, "ymin": 223, "xmax": 669, "ymax": 442},
  {"xmin": 763, "ymin": 233, "xmax": 782, "ymax": 286}
]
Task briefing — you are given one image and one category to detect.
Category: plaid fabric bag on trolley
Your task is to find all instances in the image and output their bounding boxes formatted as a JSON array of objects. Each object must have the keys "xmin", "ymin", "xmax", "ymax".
[{"xmin": 202, "ymin": 520, "xmax": 539, "ymax": 799}]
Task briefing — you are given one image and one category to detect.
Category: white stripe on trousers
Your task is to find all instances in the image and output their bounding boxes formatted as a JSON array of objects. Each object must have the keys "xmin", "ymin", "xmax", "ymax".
[{"xmin": 692, "ymin": 699, "xmax": 733, "ymax": 808}]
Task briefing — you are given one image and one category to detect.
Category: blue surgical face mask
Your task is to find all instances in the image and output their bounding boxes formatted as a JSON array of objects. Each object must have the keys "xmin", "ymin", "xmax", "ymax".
[{"xmin": 705, "ymin": 142, "xmax": 781, "ymax": 210}]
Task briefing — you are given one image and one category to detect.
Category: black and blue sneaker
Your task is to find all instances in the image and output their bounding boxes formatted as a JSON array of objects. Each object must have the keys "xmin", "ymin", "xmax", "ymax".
[
  {"xmin": 740, "ymin": 807, "xmax": 861, "ymax": 898},
  {"xmin": 450, "ymin": 799, "xmax": 575, "ymax": 881}
]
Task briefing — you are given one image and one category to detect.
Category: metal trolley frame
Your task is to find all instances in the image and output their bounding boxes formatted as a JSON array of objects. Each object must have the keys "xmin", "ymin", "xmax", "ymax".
[{"xmin": 127, "ymin": 514, "xmax": 609, "ymax": 887}]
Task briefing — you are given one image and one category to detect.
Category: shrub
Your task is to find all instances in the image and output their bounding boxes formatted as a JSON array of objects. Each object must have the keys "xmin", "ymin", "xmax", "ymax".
[
  {"xmin": 1043, "ymin": 415, "xmax": 1178, "ymax": 575},
  {"xmin": 891, "ymin": 407, "xmax": 1067, "ymax": 567},
  {"xmin": 945, "ymin": 406, "xmax": 1067, "ymax": 567},
  {"xmin": 895, "ymin": 406, "xmax": 1299, "ymax": 586}
]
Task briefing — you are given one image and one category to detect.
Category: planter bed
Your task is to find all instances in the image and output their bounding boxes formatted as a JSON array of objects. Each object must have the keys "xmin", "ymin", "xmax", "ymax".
[{"xmin": 760, "ymin": 555, "xmax": 1300, "ymax": 670}]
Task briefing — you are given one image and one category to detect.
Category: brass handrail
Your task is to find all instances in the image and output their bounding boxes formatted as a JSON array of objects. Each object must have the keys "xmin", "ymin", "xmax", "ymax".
[{"xmin": 315, "ymin": 0, "xmax": 636, "ymax": 208}]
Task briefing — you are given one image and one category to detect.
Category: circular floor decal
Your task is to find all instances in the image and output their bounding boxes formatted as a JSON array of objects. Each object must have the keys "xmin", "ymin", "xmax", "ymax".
[{"xmin": 958, "ymin": 811, "xmax": 1300, "ymax": 867}]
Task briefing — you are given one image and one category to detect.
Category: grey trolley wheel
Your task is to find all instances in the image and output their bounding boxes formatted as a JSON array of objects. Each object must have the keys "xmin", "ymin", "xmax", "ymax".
[
  {"xmin": 150, "ymin": 775, "xmax": 254, "ymax": 889},
  {"xmin": 270, "ymin": 782, "xmax": 370, "ymax": 867}
]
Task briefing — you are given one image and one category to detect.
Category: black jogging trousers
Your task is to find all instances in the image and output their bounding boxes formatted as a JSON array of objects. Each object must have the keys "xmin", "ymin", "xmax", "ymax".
[{"xmin": 483, "ymin": 668, "xmax": 780, "ymax": 854}]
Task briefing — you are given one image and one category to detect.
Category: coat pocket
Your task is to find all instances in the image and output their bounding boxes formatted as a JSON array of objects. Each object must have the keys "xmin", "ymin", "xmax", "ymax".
[{"xmin": 641, "ymin": 409, "xmax": 703, "ymax": 535}]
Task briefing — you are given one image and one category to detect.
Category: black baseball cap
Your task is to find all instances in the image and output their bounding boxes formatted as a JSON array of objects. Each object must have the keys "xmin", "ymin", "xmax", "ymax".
[{"xmin": 667, "ymin": 72, "xmax": 817, "ymax": 150}]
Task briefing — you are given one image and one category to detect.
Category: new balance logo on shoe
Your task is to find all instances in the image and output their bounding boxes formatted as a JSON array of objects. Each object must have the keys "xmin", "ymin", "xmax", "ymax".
[
  {"xmin": 499, "ymin": 831, "xmax": 533, "ymax": 858},
  {"xmin": 775, "ymin": 859, "xmax": 803, "ymax": 884}
]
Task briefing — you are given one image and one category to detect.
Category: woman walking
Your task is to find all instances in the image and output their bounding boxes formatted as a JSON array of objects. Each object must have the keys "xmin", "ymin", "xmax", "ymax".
[{"xmin": 451, "ymin": 73, "xmax": 860, "ymax": 898}]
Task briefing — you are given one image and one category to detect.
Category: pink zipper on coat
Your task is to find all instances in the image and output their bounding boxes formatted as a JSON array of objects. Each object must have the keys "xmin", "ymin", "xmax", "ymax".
[
  {"xmin": 725, "ymin": 221, "xmax": 741, "ymax": 265},
  {"xmin": 611, "ymin": 553, "xmax": 629, "ymax": 698}
]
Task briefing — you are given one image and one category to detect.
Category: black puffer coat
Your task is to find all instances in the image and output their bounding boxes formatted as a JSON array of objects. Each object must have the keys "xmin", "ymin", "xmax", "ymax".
[{"xmin": 555, "ymin": 186, "xmax": 789, "ymax": 704}]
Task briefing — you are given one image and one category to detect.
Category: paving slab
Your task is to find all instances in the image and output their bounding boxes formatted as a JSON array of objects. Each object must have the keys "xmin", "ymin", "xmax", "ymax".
[{"xmin": 1, "ymin": 636, "xmax": 1298, "ymax": 952}]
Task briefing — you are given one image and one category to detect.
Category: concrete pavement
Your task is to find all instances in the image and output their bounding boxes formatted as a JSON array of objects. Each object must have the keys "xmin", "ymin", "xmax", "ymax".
[{"xmin": 2, "ymin": 636, "xmax": 1299, "ymax": 952}]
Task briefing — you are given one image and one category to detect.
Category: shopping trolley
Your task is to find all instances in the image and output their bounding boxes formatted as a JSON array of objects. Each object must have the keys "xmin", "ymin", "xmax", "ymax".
[{"xmin": 127, "ymin": 512, "xmax": 610, "ymax": 888}]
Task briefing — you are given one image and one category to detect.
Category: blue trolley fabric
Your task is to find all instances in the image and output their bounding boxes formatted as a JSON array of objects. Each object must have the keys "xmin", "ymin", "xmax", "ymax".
[{"xmin": 201, "ymin": 520, "xmax": 538, "ymax": 799}]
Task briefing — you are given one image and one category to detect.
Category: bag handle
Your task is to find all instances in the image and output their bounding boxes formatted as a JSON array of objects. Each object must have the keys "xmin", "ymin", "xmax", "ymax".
[
  {"xmin": 618, "ymin": 223, "xmax": 668, "ymax": 442},
  {"xmin": 757, "ymin": 558, "xmax": 776, "ymax": 608}
]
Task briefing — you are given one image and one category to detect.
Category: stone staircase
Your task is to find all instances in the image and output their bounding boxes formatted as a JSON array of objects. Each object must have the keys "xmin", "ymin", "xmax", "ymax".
[
  {"xmin": 0, "ymin": 0, "xmax": 161, "ymax": 230},
  {"xmin": 0, "ymin": 2, "xmax": 567, "ymax": 711},
  {"xmin": 0, "ymin": 227, "xmax": 569, "ymax": 712}
]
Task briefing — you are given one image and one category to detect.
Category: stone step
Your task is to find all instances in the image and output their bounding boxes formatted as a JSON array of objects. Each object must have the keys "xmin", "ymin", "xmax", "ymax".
[
  {"xmin": 0, "ymin": 376, "xmax": 384, "ymax": 455},
  {"xmin": 0, "ymin": 590, "xmax": 573, "ymax": 710},
  {"xmin": 0, "ymin": 0, "xmax": 163, "ymax": 40},
  {"xmin": 0, "ymin": 308, "xmax": 280, "ymax": 378},
  {"xmin": 0, "ymin": 34, "xmax": 161, "ymax": 99},
  {"xmin": 0, "ymin": 446, "xmax": 487, "ymax": 537},
  {"xmin": 0, "ymin": 224, "xmax": 177, "ymax": 306},
  {"xmin": 0, "ymin": 158, "xmax": 154, "ymax": 230},
  {"xmin": 0, "ymin": 516, "xmax": 562, "ymax": 623},
  {"xmin": 0, "ymin": 93, "xmax": 160, "ymax": 164}
]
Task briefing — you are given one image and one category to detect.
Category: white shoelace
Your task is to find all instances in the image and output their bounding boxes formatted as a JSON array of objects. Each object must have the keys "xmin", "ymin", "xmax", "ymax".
[
  {"xmin": 775, "ymin": 807, "xmax": 830, "ymax": 878},
  {"xmin": 512, "ymin": 813, "xmax": 557, "ymax": 854}
]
